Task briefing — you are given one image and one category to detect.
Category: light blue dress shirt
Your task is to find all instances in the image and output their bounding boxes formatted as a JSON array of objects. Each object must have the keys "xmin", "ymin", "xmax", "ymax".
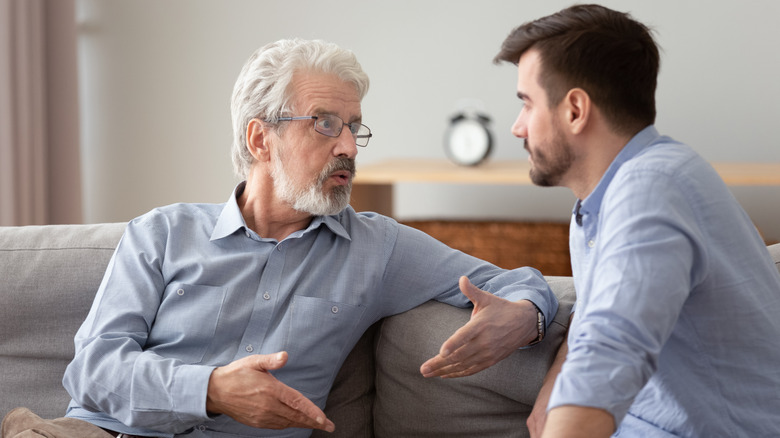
[
  {"xmin": 63, "ymin": 182, "xmax": 556, "ymax": 438},
  {"xmin": 549, "ymin": 126, "xmax": 780, "ymax": 437}
]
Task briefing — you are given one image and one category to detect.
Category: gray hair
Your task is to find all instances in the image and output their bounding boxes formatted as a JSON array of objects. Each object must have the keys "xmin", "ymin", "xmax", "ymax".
[{"xmin": 230, "ymin": 38, "xmax": 370, "ymax": 179}]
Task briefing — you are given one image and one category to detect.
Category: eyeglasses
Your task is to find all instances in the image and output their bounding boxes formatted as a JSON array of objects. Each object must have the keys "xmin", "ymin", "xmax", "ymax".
[{"xmin": 276, "ymin": 114, "xmax": 372, "ymax": 147}]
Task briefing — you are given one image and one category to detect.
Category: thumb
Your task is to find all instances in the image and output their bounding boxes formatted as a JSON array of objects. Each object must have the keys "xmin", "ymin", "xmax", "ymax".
[
  {"xmin": 248, "ymin": 351, "xmax": 289, "ymax": 372},
  {"xmin": 459, "ymin": 276, "xmax": 489, "ymax": 311}
]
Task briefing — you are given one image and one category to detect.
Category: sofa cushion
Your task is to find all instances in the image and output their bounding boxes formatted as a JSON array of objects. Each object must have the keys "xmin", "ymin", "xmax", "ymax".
[
  {"xmin": 312, "ymin": 321, "xmax": 379, "ymax": 438},
  {"xmin": 0, "ymin": 223, "xmax": 126, "ymax": 420},
  {"xmin": 372, "ymin": 276, "xmax": 576, "ymax": 438}
]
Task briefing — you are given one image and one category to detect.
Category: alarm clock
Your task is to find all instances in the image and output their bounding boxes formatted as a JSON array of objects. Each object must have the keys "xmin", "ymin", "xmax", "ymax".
[{"xmin": 444, "ymin": 112, "xmax": 493, "ymax": 166}]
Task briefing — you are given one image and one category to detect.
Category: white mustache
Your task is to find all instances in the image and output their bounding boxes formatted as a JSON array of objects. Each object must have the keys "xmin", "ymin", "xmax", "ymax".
[{"xmin": 319, "ymin": 157, "xmax": 356, "ymax": 184}]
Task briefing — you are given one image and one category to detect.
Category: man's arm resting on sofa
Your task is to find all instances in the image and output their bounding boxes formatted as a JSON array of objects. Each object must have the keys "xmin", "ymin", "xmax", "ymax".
[{"xmin": 419, "ymin": 276, "xmax": 541, "ymax": 378}]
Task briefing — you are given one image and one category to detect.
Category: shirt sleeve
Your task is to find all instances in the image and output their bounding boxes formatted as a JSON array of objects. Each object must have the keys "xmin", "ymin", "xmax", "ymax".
[
  {"xmin": 548, "ymin": 167, "xmax": 707, "ymax": 424},
  {"xmin": 378, "ymin": 218, "xmax": 558, "ymax": 325},
  {"xmin": 62, "ymin": 212, "xmax": 214, "ymax": 433}
]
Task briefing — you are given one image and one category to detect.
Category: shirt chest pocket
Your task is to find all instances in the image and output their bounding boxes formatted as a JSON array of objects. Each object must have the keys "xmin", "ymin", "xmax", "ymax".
[
  {"xmin": 147, "ymin": 283, "xmax": 227, "ymax": 364},
  {"xmin": 281, "ymin": 295, "xmax": 365, "ymax": 397}
]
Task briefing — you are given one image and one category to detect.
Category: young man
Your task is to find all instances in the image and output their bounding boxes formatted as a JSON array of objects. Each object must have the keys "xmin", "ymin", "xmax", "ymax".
[
  {"xmin": 494, "ymin": 4, "xmax": 780, "ymax": 438},
  {"xmin": 2, "ymin": 39, "xmax": 556, "ymax": 438}
]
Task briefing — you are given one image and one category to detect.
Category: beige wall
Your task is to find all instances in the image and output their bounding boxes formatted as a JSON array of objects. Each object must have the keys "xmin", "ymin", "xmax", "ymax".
[{"xmin": 75, "ymin": 0, "xmax": 780, "ymax": 240}]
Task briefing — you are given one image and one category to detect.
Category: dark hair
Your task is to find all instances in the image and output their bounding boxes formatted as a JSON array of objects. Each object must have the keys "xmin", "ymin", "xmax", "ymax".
[{"xmin": 495, "ymin": 4, "xmax": 659, "ymax": 136}]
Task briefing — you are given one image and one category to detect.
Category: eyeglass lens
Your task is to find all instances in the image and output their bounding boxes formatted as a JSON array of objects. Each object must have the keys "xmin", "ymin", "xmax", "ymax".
[{"xmin": 314, "ymin": 114, "xmax": 371, "ymax": 146}]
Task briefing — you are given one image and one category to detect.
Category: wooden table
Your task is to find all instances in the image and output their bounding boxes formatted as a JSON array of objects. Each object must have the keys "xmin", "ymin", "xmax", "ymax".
[{"xmin": 350, "ymin": 158, "xmax": 780, "ymax": 216}]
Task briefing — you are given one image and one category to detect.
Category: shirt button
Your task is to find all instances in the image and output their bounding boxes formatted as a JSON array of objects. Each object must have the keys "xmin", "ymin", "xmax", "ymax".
[
  {"xmin": 245, "ymin": 344, "xmax": 254, "ymax": 353},
  {"xmin": 198, "ymin": 425, "xmax": 207, "ymax": 432},
  {"xmin": 177, "ymin": 288, "xmax": 184, "ymax": 296},
  {"xmin": 587, "ymin": 240, "xmax": 595, "ymax": 248},
  {"xmin": 263, "ymin": 292, "xmax": 271, "ymax": 300},
  {"xmin": 331, "ymin": 306, "xmax": 339, "ymax": 314}
]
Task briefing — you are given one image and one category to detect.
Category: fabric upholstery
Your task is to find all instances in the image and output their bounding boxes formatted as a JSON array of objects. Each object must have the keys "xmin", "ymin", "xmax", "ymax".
[
  {"xmin": 312, "ymin": 322, "xmax": 379, "ymax": 438},
  {"xmin": 0, "ymin": 223, "xmax": 125, "ymax": 420},
  {"xmin": 372, "ymin": 277, "xmax": 575, "ymax": 438}
]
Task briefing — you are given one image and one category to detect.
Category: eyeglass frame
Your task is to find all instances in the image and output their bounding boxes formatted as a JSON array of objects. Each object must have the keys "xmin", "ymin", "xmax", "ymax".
[{"xmin": 274, "ymin": 114, "xmax": 372, "ymax": 147}]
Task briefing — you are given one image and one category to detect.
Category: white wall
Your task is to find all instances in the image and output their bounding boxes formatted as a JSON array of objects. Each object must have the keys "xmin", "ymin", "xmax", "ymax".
[{"xmin": 75, "ymin": 0, "xmax": 780, "ymax": 241}]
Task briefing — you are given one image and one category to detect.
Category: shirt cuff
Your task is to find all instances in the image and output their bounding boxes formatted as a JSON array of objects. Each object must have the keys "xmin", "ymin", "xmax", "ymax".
[{"xmin": 171, "ymin": 364, "xmax": 217, "ymax": 425}]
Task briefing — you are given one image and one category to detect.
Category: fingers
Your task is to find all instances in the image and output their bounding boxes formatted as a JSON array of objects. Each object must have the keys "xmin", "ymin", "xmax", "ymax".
[
  {"xmin": 206, "ymin": 352, "xmax": 335, "ymax": 432},
  {"xmin": 458, "ymin": 276, "xmax": 488, "ymax": 310},
  {"xmin": 421, "ymin": 277, "xmax": 527, "ymax": 379},
  {"xmin": 420, "ymin": 354, "xmax": 448, "ymax": 378},
  {"xmin": 421, "ymin": 353, "xmax": 482, "ymax": 378},
  {"xmin": 276, "ymin": 383, "xmax": 336, "ymax": 432},
  {"xmin": 426, "ymin": 277, "xmax": 497, "ymax": 368},
  {"xmin": 437, "ymin": 276, "xmax": 493, "ymax": 357},
  {"xmin": 246, "ymin": 351, "xmax": 288, "ymax": 372},
  {"xmin": 420, "ymin": 315, "xmax": 492, "ymax": 378},
  {"xmin": 420, "ymin": 342, "xmax": 498, "ymax": 379},
  {"xmin": 419, "ymin": 321, "xmax": 480, "ymax": 378},
  {"xmin": 245, "ymin": 382, "xmax": 334, "ymax": 432}
]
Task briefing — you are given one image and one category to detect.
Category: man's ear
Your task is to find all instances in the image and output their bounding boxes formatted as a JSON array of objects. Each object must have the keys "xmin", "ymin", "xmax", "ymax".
[
  {"xmin": 562, "ymin": 88, "xmax": 591, "ymax": 135},
  {"xmin": 246, "ymin": 118, "xmax": 272, "ymax": 162}
]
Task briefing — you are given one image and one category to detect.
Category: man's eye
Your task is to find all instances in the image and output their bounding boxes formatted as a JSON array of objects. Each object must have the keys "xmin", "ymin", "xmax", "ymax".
[{"xmin": 319, "ymin": 118, "xmax": 333, "ymax": 129}]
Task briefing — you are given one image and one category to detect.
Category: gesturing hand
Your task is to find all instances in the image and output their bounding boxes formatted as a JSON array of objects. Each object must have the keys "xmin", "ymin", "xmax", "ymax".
[
  {"xmin": 206, "ymin": 352, "xmax": 335, "ymax": 433},
  {"xmin": 419, "ymin": 276, "xmax": 539, "ymax": 378}
]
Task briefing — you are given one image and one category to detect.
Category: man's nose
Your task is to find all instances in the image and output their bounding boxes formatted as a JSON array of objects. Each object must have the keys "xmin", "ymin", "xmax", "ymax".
[
  {"xmin": 511, "ymin": 114, "xmax": 527, "ymax": 138},
  {"xmin": 334, "ymin": 128, "xmax": 358, "ymax": 158}
]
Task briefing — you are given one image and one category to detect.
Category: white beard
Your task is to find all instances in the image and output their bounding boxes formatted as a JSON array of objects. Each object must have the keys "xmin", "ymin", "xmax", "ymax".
[{"xmin": 270, "ymin": 150, "xmax": 354, "ymax": 216}]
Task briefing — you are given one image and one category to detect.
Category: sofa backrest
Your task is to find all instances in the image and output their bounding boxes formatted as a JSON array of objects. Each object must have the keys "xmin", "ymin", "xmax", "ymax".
[{"xmin": 0, "ymin": 223, "xmax": 126, "ymax": 420}]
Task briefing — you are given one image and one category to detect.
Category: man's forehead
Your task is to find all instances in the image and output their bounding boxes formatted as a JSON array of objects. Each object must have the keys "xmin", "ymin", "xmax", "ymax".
[
  {"xmin": 291, "ymin": 71, "xmax": 361, "ymax": 114},
  {"xmin": 516, "ymin": 50, "xmax": 543, "ymax": 98}
]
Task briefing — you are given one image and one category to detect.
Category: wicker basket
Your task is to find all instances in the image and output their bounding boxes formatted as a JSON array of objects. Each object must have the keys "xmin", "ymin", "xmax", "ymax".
[{"xmin": 402, "ymin": 220, "xmax": 572, "ymax": 277}]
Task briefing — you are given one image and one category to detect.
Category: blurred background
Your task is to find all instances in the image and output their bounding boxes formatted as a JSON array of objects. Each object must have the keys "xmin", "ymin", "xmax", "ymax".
[{"xmin": 2, "ymin": 0, "xmax": 779, "ymax": 243}]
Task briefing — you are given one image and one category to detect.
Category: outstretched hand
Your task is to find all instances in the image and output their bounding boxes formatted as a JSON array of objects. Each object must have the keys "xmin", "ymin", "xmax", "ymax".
[
  {"xmin": 206, "ymin": 352, "xmax": 335, "ymax": 433},
  {"xmin": 419, "ymin": 276, "xmax": 539, "ymax": 378}
]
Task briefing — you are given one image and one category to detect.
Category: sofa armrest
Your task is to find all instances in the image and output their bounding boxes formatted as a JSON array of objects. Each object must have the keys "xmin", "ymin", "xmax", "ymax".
[{"xmin": 372, "ymin": 277, "xmax": 575, "ymax": 438}]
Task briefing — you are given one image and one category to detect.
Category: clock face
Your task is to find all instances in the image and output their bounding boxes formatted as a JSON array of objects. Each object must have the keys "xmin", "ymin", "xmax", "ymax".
[{"xmin": 447, "ymin": 118, "xmax": 491, "ymax": 166}]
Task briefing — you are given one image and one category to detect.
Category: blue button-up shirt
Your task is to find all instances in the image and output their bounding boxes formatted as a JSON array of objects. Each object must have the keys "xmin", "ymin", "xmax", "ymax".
[
  {"xmin": 550, "ymin": 126, "xmax": 780, "ymax": 437},
  {"xmin": 63, "ymin": 182, "xmax": 556, "ymax": 437}
]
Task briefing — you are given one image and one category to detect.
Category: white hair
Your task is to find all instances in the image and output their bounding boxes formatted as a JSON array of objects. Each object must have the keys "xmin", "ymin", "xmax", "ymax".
[{"xmin": 230, "ymin": 39, "xmax": 370, "ymax": 179}]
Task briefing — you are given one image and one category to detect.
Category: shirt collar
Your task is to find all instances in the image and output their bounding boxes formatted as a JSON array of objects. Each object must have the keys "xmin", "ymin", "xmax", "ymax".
[
  {"xmin": 307, "ymin": 213, "xmax": 352, "ymax": 241},
  {"xmin": 210, "ymin": 181, "xmax": 351, "ymax": 242},
  {"xmin": 576, "ymin": 125, "xmax": 662, "ymax": 220}
]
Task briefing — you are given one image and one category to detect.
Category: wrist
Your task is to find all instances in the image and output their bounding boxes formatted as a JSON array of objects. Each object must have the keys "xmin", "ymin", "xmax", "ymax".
[
  {"xmin": 526, "ymin": 301, "xmax": 546, "ymax": 346},
  {"xmin": 206, "ymin": 367, "xmax": 226, "ymax": 415}
]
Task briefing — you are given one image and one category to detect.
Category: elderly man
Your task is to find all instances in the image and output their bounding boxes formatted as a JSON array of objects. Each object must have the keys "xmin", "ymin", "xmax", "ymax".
[
  {"xmin": 2, "ymin": 39, "xmax": 556, "ymax": 438},
  {"xmin": 494, "ymin": 5, "xmax": 780, "ymax": 438}
]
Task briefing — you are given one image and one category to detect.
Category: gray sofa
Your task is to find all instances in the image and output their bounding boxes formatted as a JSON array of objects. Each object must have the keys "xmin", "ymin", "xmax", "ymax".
[{"xmin": 2, "ymin": 223, "xmax": 775, "ymax": 437}]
